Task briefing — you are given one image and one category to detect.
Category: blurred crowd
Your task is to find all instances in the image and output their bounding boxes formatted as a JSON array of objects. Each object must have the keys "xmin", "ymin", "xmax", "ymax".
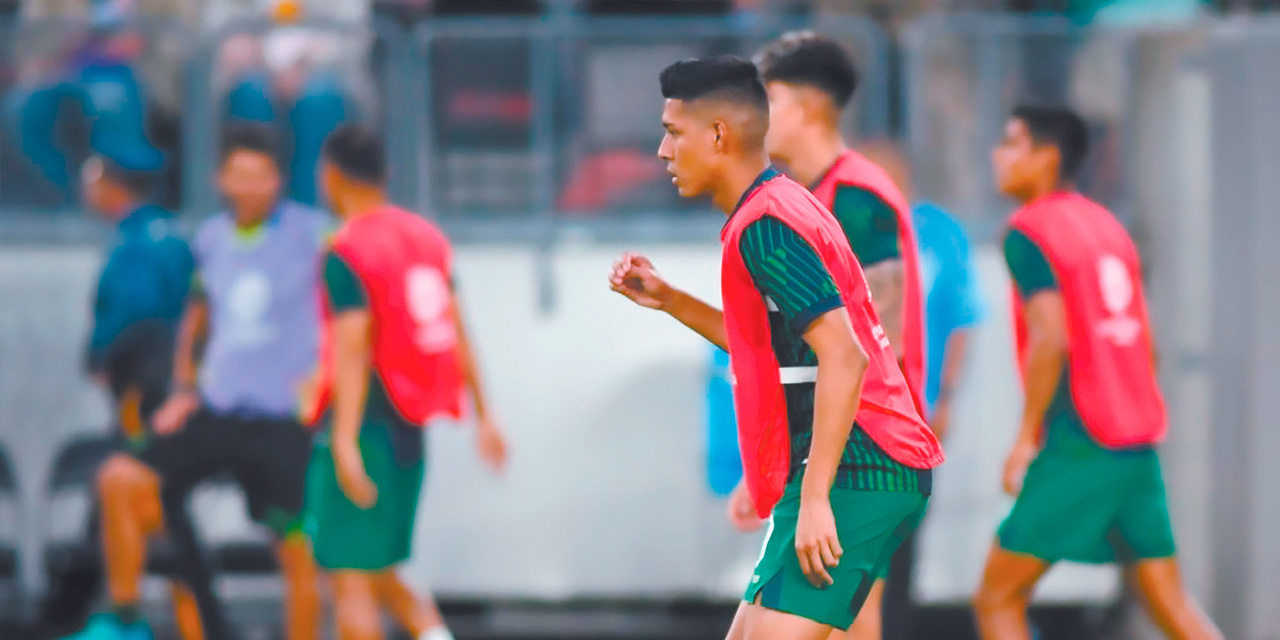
[{"xmin": 0, "ymin": 0, "xmax": 1270, "ymax": 216}]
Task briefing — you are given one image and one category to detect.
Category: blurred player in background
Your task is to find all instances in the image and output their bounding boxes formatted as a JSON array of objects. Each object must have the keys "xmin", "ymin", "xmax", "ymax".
[
  {"xmin": 83, "ymin": 152, "xmax": 193, "ymax": 447},
  {"xmin": 301, "ymin": 124, "xmax": 507, "ymax": 640},
  {"xmin": 974, "ymin": 104, "xmax": 1223, "ymax": 640},
  {"xmin": 66, "ymin": 124, "xmax": 331, "ymax": 640},
  {"xmin": 60, "ymin": 151, "xmax": 204, "ymax": 640},
  {"xmin": 859, "ymin": 140, "xmax": 985, "ymax": 440},
  {"xmin": 859, "ymin": 139, "xmax": 985, "ymax": 640},
  {"xmin": 706, "ymin": 32, "xmax": 926, "ymax": 640},
  {"xmin": 609, "ymin": 56, "xmax": 942, "ymax": 640},
  {"xmin": 69, "ymin": 123, "xmax": 330, "ymax": 640}
]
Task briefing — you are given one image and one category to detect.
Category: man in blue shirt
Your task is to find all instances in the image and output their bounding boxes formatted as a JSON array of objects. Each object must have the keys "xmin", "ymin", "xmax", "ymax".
[
  {"xmin": 913, "ymin": 201, "xmax": 984, "ymax": 438},
  {"xmin": 71, "ymin": 153, "xmax": 234, "ymax": 640},
  {"xmin": 82, "ymin": 153, "xmax": 193, "ymax": 442}
]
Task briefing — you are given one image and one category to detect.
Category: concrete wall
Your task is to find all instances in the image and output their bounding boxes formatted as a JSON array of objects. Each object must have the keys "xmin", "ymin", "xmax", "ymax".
[{"xmin": 2, "ymin": 242, "xmax": 1137, "ymax": 606}]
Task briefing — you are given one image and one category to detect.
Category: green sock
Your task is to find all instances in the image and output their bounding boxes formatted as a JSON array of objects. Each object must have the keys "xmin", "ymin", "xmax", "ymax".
[{"xmin": 113, "ymin": 603, "xmax": 142, "ymax": 625}]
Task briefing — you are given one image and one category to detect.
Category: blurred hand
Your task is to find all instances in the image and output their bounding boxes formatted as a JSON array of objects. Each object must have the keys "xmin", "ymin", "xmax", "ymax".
[
  {"xmin": 727, "ymin": 481, "xmax": 764, "ymax": 533},
  {"xmin": 297, "ymin": 369, "xmax": 321, "ymax": 419},
  {"xmin": 929, "ymin": 400, "xmax": 952, "ymax": 442},
  {"xmin": 609, "ymin": 253, "xmax": 675, "ymax": 311},
  {"xmin": 1002, "ymin": 435, "xmax": 1039, "ymax": 496},
  {"xmin": 152, "ymin": 390, "xmax": 200, "ymax": 435},
  {"xmin": 333, "ymin": 440, "xmax": 377, "ymax": 509},
  {"xmin": 475, "ymin": 416, "xmax": 508, "ymax": 474},
  {"xmin": 795, "ymin": 497, "xmax": 842, "ymax": 589}
]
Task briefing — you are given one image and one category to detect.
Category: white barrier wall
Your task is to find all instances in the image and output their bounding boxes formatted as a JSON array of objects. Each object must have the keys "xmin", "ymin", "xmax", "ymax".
[{"xmin": 0, "ymin": 243, "xmax": 1151, "ymax": 607}]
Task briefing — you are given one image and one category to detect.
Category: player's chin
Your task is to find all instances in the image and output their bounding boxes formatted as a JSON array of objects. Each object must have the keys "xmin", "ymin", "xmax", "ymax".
[{"xmin": 674, "ymin": 179, "xmax": 701, "ymax": 199}]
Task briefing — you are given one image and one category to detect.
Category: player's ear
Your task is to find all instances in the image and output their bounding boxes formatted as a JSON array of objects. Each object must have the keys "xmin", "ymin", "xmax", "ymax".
[{"xmin": 712, "ymin": 120, "xmax": 727, "ymax": 151}]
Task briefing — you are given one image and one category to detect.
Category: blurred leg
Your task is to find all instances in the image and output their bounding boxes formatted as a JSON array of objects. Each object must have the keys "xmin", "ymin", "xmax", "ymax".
[
  {"xmin": 372, "ymin": 571, "xmax": 446, "ymax": 636},
  {"xmin": 724, "ymin": 601, "xmax": 749, "ymax": 640},
  {"xmin": 277, "ymin": 534, "xmax": 322, "ymax": 640},
  {"xmin": 170, "ymin": 583, "xmax": 202, "ymax": 640},
  {"xmin": 1129, "ymin": 559, "xmax": 1223, "ymax": 640},
  {"xmin": 158, "ymin": 479, "xmax": 233, "ymax": 640},
  {"xmin": 97, "ymin": 455, "xmax": 164, "ymax": 609},
  {"xmin": 332, "ymin": 572, "xmax": 383, "ymax": 640},
  {"xmin": 972, "ymin": 545, "xmax": 1050, "ymax": 640}
]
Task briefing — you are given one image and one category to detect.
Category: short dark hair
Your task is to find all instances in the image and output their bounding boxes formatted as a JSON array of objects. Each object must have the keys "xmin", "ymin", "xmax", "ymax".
[
  {"xmin": 1012, "ymin": 104, "xmax": 1089, "ymax": 181},
  {"xmin": 322, "ymin": 123, "xmax": 387, "ymax": 185},
  {"xmin": 659, "ymin": 55, "xmax": 769, "ymax": 115},
  {"xmin": 219, "ymin": 122, "xmax": 280, "ymax": 165},
  {"xmin": 755, "ymin": 31, "xmax": 859, "ymax": 109}
]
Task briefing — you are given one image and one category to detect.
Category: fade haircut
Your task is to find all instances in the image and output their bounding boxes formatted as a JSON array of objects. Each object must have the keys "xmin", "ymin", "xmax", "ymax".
[
  {"xmin": 1012, "ymin": 104, "xmax": 1090, "ymax": 181},
  {"xmin": 322, "ymin": 123, "xmax": 387, "ymax": 185},
  {"xmin": 660, "ymin": 55, "xmax": 769, "ymax": 115},
  {"xmin": 660, "ymin": 56, "xmax": 769, "ymax": 149},
  {"xmin": 219, "ymin": 122, "xmax": 281, "ymax": 165},
  {"xmin": 755, "ymin": 31, "xmax": 859, "ymax": 109}
]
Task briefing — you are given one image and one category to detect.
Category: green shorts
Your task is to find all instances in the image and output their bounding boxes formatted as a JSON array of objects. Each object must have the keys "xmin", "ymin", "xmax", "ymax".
[
  {"xmin": 998, "ymin": 444, "xmax": 1176, "ymax": 564},
  {"xmin": 744, "ymin": 479, "xmax": 929, "ymax": 631},
  {"xmin": 304, "ymin": 416, "xmax": 425, "ymax": 572}
]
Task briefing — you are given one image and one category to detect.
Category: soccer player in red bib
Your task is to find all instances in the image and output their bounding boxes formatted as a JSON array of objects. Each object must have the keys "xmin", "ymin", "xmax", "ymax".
[
  {"xmin": 745, "ymin": 33, "xmax": 929, "ymax": 640},
  {"xmin": 973, "ymin": 105, "xmax": 1222, "ymax": 640},
  {"xmin": 302, "ymin": 124, "xmax": 508, "ymax": 640},
  {"xmin": 610, "ymin": 56, "xmax": 943, "ymax": 640}
]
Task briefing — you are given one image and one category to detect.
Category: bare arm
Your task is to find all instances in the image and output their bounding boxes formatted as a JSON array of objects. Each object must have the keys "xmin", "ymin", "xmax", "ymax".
[
  {"xmin": 171, "ymin": 298, "xmax": 209, "ymax": 391},
  {"xmin": 450, "ymin": 295, "xmax": 491, "ymax": 420},
  {"xmin": 449, "ymin": 288, "xmax": 508, "ymax": 472},
  {"xmin": 609, "ymin": 253, "xmax": 728, "ymax": 351},
  {"xmin": 151, "ymin": 297, "xmax": 210, "ymax": 433},
  {"xmin": 1015, "ymin": 292, "xmax": 1068, "ymax": 445},
  {"xmin": 331, "ymin": 309, "xmax": 373, "ymax": 452},
  {"xmin": 800, "ymin": 310, "xmax": 871, "ymax": 500},
  {"xmin": 863, "ymin": 258, "xmax": 904, "ymax": 351},
  {"xmin": 663, "ymin": 290, "xmax": 728, "ymax": 351}
]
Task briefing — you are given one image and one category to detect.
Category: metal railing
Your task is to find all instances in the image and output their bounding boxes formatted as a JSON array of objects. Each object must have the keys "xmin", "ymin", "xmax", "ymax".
[{"xmin": 0, "ymin": 13, "xmax": 891, "ymax": 244}]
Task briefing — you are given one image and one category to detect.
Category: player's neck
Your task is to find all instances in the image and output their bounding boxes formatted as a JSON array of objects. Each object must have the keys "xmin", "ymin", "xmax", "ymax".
[
  {"xmin": 1019, "ymin": 177, "xmax": 1071, "ymax": 205},
  {"xmin": 788, "ymin": 130, "xmax": 847, "ymax": 187},
  {"xmin": 337, "ymin": 188, "xmax": 387, "ymax": 220},
  {"xmin": 233, "ymin": 202, "xmax": 276, "ymax": 229},
  {"xmin": 714, "ymin": 153, "xmax": 772, "ymax": 215}
]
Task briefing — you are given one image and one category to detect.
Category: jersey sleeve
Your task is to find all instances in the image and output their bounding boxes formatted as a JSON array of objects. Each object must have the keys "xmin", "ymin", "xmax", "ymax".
[
  {"xmin": 738, "ymin": 215, "xmax": 843, "ymax": 334},
  {"xmin": 323, "ymin": 250, "xmax": 368, "ymax": 312},
  {"xmin": 830, "ymin": 185, "xmax": 901, "ymax": 267},
  {"xmin": 1003, "ymin": 229, "xmax": 1058, "ymax": 298}
]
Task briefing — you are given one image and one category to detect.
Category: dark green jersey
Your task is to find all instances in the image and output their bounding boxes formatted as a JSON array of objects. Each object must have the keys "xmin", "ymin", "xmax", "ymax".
[
  {"xmin": 323, "ymin": 250, "xmax": 424, "ymax": 463},
  {"xmin": 1003, "ymin": 230, "xmax": 1151, "ymax": 456},
  {"xmin": 826, "ymin": 185, "xmax": 901, "ymax": 268},
  {"xmin": 739, "ymin": 215, "xmax": 927, "ymax": 492}
]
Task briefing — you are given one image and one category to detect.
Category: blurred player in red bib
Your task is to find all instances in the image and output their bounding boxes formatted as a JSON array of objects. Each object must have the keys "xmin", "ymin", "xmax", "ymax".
[
  {"xmin": 973, "ymin": 104, "xmax": 1222, "ymax": 640},
  {"xmin": 303, "ymin": 124, "xmax": 507, "ymax": 640}
]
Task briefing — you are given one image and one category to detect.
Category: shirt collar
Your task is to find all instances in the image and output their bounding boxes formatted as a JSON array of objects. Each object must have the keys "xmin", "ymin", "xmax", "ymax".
[
  {"xmin": 231, "ymin": 201, "xmax": 286, "ymax": 244},
  {"xmin": 730, "ymin": 165, "xmax": 783, "ymax": 218},
  {"xmin": 807, "ymin": 151, "xmax": 851, "ymax": 192},
  {"xmin": 117, "ymin": 203, "xmax": 166, "ymax": 233}
]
